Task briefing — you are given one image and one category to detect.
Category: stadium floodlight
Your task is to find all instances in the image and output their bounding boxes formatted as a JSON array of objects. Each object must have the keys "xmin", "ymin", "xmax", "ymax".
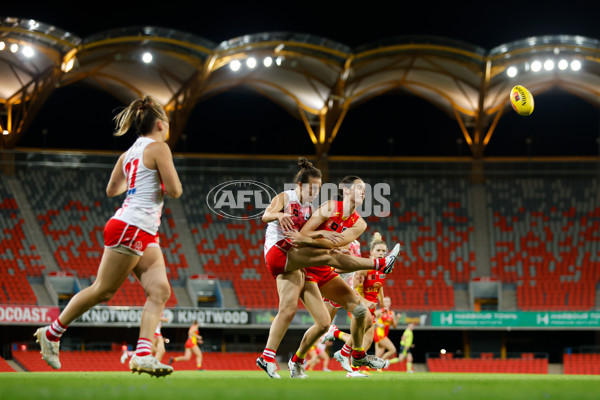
[
  {"xmin": 2, "ymin": 130, "xmax": 9, "ymax": 135},
  {"xmin": 229, "ymin": 59, "xmax": 241, "ymax": 72},
  {"xmin": 22, "ymin": 46, "xmax": 34, "ymax": 58},
  {"xmin": 507, "ymin": 66, "xmax": 518, "ymax": 78},
  {"xmin": 570, "ymin": 60, "xmax": 582, "ymax": 71},
  {"xmin": 10, "ymin": 43, "xmax": 18, "ymax": 53},
  {"xmin": 558, "ymin": 59, "xmax": 568, "ymax": 70},
  {"xmin": 246, "ymin": 57, "xmax": 257, "ymax": 69},
  {"xmin": 142, "ymin": 52, "xmax": 152, "ymax": 63},
  {"xmin": 62, "ymin": 57, "xmax": 75, "ymax": 73},
  {"xmin": 275, "ymin": 56, "xmax": 284, "ymax": 66},
  {"xmin": 263, "ymin": 57, "xmax": 273, "ymax": 67},
  {"xmin": 0, "ymin": 41, "xmax": 5, "ymax": 51},
  {"xmin": 531, "ymin": 61, "xmax": 542, "ymax": 72},
  {"xmin": 543, "ymin": 60, "xmax": 554, "ymax": 71}
]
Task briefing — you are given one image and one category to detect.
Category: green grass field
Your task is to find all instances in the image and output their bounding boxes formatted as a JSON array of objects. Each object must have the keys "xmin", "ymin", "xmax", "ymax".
[{"xmin": 1, "ymin": 371, "xmax": 599, "ymax": 400}]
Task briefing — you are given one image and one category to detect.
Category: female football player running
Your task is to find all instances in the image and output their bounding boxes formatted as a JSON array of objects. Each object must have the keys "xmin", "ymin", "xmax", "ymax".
[{"xmin": 35, "ymin": 95, "xmax": 182, "ymax": 377}]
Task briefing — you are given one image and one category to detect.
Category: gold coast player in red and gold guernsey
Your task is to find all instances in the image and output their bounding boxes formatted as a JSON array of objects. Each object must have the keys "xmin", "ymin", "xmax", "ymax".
[
  {"xmin": 257, "ymin": 166, "xmax": 400, "ymax": 379},
  {"xmin": 285, "ymin": 176, "xmax": 401, "ymax": 377},
  {"xmin": 354, "ymin": 232, "xmax": 389, "ymax": 353},
  {"xmin": 374, "ymin": 296, "xmax": 400, "ymax": 361}
]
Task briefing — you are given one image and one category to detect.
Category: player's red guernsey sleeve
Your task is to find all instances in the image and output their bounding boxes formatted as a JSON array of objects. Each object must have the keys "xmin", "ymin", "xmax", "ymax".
[{"xmin": 317, "ymin": 201, "xmax": 360, "ymax": 233}]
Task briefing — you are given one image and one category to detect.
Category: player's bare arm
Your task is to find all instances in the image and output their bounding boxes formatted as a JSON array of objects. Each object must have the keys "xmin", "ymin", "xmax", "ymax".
[
  {"xmin": 106, "ymin": 153, "xmax": 127, "ymax": 197},
  {"xmin": 147, "ymin": 141, "xmax": 182, "ymax": 198}
]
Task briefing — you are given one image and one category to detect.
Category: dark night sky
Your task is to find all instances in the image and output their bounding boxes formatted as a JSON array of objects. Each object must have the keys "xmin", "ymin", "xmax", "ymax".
[{"xmin": 5, "ymin": 0, "xmax": 600, "ymax": 157}]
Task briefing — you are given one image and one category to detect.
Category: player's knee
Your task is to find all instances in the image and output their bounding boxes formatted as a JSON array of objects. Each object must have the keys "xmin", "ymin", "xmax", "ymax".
[
  {"xmin": 276, "ymin": 306, "xmax": 297, "ymax": 323},
  {"xmin": 92, "ymin": 283, "xmax": 117, "ymax": 302},
  {"xmin": 148, "ymin": 280, "xmax": 171, "ymax": 304},
  {"xmin": 350, "ymin": 303, "xmax": 368, "ymax": 320}
]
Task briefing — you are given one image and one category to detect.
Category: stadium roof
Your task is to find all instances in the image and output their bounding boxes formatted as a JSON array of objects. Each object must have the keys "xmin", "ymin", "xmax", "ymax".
[{"xmin": 2, "ymin": 16, "xmax": 600, "ymax": 158}]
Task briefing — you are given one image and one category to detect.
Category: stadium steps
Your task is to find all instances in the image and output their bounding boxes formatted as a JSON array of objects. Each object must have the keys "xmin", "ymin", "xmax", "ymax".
[
  {"xmin": 499, "ymin": 286, "xmax": 517, "ymax": 310},
  {"xmin": 172, "ymin": 285, "xmax": 194, "ymax": 308},
  {"xmin": 220, "ymin": 285, "xmax": 240, "ymax": 308},
  {"xmin": 468, "ymin": 184, "xmax": 491, "ymax": 278},
  {"xmin": 2, "ymin": 175, "xmax": 60, "ymax": 272},
  {"xmin": 452, "ymin": 287, "xmax": 470, "ymax": 310},
  {"xmin": 165, "ymin": 197, "xmax": 205, "ymax": 276},
  {"xmin": 28, "ymin": 280, "xmax": 54, "ymax": 306}
]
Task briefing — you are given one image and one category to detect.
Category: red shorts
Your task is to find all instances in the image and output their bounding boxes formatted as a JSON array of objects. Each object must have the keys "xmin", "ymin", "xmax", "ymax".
[
  {"xmin": 265, "ymin": 239, "xmax": 293, "ymax": 278},
  {"xmin": 185, "ymin": 338, "xmax": 195, "ymax": 348},
  {"xmin": 104, "ymin": 218, "xmax": 159, "ymax": 256},
  {"xmin": 373, "ymin": 330, "xmax": 384, "ymax": 343},
  {"xmin": 323, "ymin": 297, "xmax": 342, "ymax": 309},
  {"xmin": 305, "ymin": 266, "xmax": 338, "ymax": 287}
]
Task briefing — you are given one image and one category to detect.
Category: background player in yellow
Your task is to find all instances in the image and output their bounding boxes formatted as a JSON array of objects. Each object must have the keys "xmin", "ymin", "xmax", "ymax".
[{"xmin": 389, "ymin": 323, "xmax": 415, "ymax": 372}]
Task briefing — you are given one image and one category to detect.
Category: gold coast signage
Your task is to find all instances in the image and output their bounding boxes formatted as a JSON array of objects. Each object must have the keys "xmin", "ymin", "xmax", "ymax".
[{"xmin": 0, "ymin": 305, "xmax": 59, "ymax": 324}]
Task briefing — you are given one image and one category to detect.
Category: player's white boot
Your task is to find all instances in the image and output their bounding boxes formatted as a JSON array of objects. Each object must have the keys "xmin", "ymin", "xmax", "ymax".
[
  {"xmin": 34, "ymin": 326, "xmax": 61, "ymax": 369},
  {"xmin": 346, "ymin": 370, "xmax": 370, "ymax": 378},
  {"xmin": 256, "ymin": 356, "xmax": 281, "ymax": 379},
  {"xmin": 351, "ymin": 354, "xmax": 388, "ymax": 370},
  {"xmin": 129, "ymin": 354, "xmax": 173, "ymax": 377},
  {"xmin": 333, "ymin": 350, "xmax": 353, "ymax": 373},
  {"xmin": 321, "ymin": 324, "xmax": 337, "ymax": 344},
  {"xmin": 379, "ymin": 243, "xmax": 401, "ymax": 274},
  {"xmin": 288, "ymin": 358, "xmax": 308, "ymax": 378}
]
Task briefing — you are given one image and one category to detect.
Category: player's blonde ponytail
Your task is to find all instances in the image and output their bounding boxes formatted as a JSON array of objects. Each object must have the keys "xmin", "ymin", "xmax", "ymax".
[
  {"xmin": 370, "ymin": 231, "xmax": 386, "ymax": 251},
  {"xmin": 113, "ymin": 95, "xmax": 168, "ymax": 137}
]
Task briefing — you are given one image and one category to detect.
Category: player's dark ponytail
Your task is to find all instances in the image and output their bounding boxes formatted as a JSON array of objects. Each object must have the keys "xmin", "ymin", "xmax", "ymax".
[{"xmin": 293, "ymin": 157, "xmax": 322, "ymax": 183}]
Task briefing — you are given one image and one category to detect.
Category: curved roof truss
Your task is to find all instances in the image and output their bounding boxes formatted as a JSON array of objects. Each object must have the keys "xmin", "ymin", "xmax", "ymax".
[{"xmin": 2, "ymin": 17, "xmax": 600, "ymax": 158}]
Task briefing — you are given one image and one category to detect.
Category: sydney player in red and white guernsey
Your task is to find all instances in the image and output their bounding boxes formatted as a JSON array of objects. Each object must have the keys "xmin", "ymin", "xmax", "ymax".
[
  {"xmin": 285, "ymin": 176, "xmax": 400, "ymax": 378},
  {"xmin": 34, "ymin": 95, "xmax": 182, "ymax": 377},
  {"xmin": 257, "ymin": 164, "xmax": 400, "ymax": 379}
]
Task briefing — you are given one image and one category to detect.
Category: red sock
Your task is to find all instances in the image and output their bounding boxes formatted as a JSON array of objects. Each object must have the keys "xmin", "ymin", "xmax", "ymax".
[
  {"xmin": 340, "ymin": 344, "xmax": 351, "ymax": 358},
  {"xmin": 135, "ymin": 338, "xmax": 153, "ymax": 357},
  {"xmin": 291, "ymin": 353, "xmax": 305, "ymax": 363},
  {"xmin": 333, "ymin": 329, "xmax": 343, "ymax": 340},
  {"xmin": 262, "ymin": 348, "xmax": 276, "ymax": 363},
  {"xmin": 351, "ymin": 349, "xmax": 366, "ymax": 360},
  {"xmin": 46, "ymin": 319, "xmax": 67, "ymax": 342},
  {"xmin": 373, "ymin": 258, "xmax": 387, "ymax": 269}
]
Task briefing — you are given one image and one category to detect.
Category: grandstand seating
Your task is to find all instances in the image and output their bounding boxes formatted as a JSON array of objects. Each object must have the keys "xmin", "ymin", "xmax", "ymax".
[
  {"xmin": 486, "ymin": 178, "xmax": 600, "ymax": 310},
  {"xmin": 180, "ymin": 173, "xmax": 286, "ymax": 309},
  {"xmin": 563, "ymin": 353, "xmax": 600, "ymax": 375},
  {"xmin": 12, "ymin": 350, "xmax": 266, "ymax": 371},
  {"xmin": 4, "ymin": 166, "xmax": 599, "ymax": 311},
  {"xmin": 362, "ymin": 178, "xmax": 475, "ymax": 310},
  {"xmin": 15, "ymin": 168, "xmax": 184, "ymax": 306},
  {"xmin": 0, "ymin": 184, "xmax": 41, "ymax": 305},
  {"xmin": 427, "ymin": 353, "xmax": 548, "ymax": 374}
]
